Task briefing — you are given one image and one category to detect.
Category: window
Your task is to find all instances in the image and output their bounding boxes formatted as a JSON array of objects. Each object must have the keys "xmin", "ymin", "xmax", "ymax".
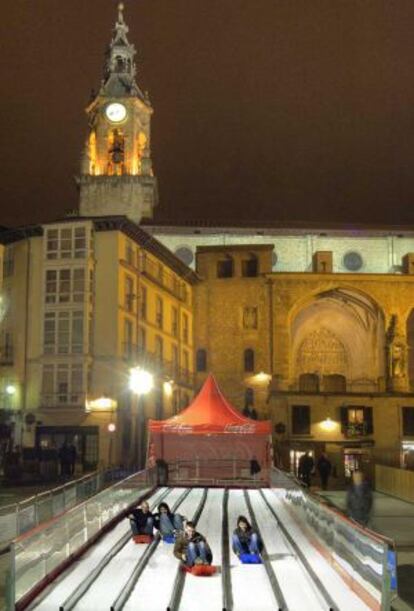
[
  {"xmin": 137, "ymin": 326, "xmax": 146, "ymax": 352},
  {"xmin": 123, "ymin": 319, "xmax": 133, "ymax": 359},
  {"xmin": 323, "ymin": 374, "xmax": 346, "ymax": 393},
  {"xmin": 45, "ymin": 268, "xmax": 85, "ymax": 304},
  {"xmin": 125, "ymin": 240, "xmax": 135, "ymax": 266},
  {"xmin": 155, "ymin": 336, "xmax": 163, "ymax": 363},
  {"xmin": 182, "ymin": 313, "xmax": 189, "ymax": 344},
  {"xmin": 340, "ymin": 406, "xmax": 373, "ymax": 436},
  {"xmin": 242, "ymin": 255, "xmax": 259, "ymax": 277},
  {"xmin": 125, "ymin": 275, "xmax": 134, "ymax": 312},
  {"xmin": 343, "ymin": 251, "xmax": 363, "ymax": 271},
  {"xmin": 183, "ymin": 350, "xmax": 189, "ymax": 373},
  {"xmin": 0, "ymin": 331, "xmax": 13, "ymax": 362},
  {"xmin": 403, "ymin": 407, "xmax": 414, "ymax": 435},
  {"xmin": 42, "ymin": 364, "xmax": 84, "ymax": 405},
  {"xmin": 2, "ymin": 247, "xmax": 14, "ymax": 278},
  {"xmin": 292, "ymin": 405, "xmax": 311, "ymax": 435},
  {"xmin": 172, "ymin": 345, "xmax": 179, "ymax": 375},
  {"xmin": 244, "ymin": 348, "xmax": 254, "ymax": 372},
  {"xmin": 46, "ymin": 226, "xmax": 87, "ymax": 260},
  {"xmin": 139, "ymin": 285, "xmax": 147, "ymax": 320},
  {"xmin": 299, "ymin": 374, "xmax": 319, "ymax": 393},
  {"xmin": 171, "ymin": 307, "xmax": 178, "ymax": 337},
  {"xmin": 44, "ymin": 311, "xmax": 84, "ymax": 354},
  {"xmin": 156, "ymin": 296, "xmax": 163, "ymax": 329},
  {"xmin": 217, "ymin": 258, "xmax": 234, "ymax": 278},
  {"xmin": 196, "ymin": 349, "xmax": 207, "ymax": 372}
]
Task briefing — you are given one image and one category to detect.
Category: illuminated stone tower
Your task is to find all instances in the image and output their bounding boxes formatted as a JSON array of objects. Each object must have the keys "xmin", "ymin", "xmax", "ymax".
[{"xmin": 78, "ymin": 3, "xmax": 158, "ymax": 223}]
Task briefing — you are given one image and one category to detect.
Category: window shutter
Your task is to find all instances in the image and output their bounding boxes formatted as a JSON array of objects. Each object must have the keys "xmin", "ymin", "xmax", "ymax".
[
  {"xmin": 340, "ymin": 406, "xmax": 348, "ymax": 433},
  {"xmin": 363, "ymin": 407, "xmax": 374, "ymax": 434}
]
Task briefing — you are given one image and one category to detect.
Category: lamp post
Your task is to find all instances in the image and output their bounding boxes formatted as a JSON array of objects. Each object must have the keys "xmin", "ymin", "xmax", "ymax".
[{"xmin": 129, "ymin": 367, "xmax": 154, "ymax": 470}]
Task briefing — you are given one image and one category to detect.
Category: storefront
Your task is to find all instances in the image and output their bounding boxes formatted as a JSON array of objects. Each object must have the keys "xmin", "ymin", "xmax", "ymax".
[{"xmin": 36, "ymin": 425, "xmax": 99, "ymax": 472}]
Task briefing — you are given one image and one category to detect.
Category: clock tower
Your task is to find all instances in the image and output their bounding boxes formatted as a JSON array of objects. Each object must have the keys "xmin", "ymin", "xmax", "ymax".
[{"xmin": 78, "ymin": 3, "xmax": 158, "ymax": 223}]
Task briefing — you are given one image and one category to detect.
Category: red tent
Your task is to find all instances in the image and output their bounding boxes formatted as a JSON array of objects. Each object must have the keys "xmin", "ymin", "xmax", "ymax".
[{"xmin": 147, "ymin": 375, "xmax": 272, "ymax": 484}]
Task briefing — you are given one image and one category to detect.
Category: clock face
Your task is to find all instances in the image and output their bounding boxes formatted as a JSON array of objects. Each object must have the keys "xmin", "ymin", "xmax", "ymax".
[{"xmin": 105, "ymin": 102, "xmax": 127, "ymax": 123}]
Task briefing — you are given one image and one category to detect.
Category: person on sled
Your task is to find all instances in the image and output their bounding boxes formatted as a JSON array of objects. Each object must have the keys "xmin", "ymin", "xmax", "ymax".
[
  {"xmin": 232, "ymin": 515, "xmax": 263, "ymax": 557},
  {"xmin": 153, "ymin": 501, "xmax": 185, "ymax": 537},
  {"xmin": 128, "ymin": 500, "xmax": 154, "ymax": 536},
  {"xmin": 174, "ymin": 521, "xmax": 213, "ymax": 567}
]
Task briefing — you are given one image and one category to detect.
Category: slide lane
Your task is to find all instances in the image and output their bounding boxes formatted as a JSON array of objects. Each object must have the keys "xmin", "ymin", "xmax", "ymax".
[
  {"xmin": 73, "ymin": 487, "xmax": 187, "ymax": 611},
  {"xmin": 123, "ymin": 488, "xmax": 205, "ymax": 611},
  {"xmin": 227, "ymin": 489, "xmax": 276, "ymax": 611},
  {"xmin": 261, "ymin": 489, "xmax": 370, "ymax": 611},
  {"xmin": 31, "ymin": 487, "xmax": 170, "ymax": 611},
  {"xmin": 247, "ymin": 489, "xmax": 325, "ymax": 611},
  {"xmin": 178, "ymin": 488, "xmax": 224, "ymax": 611}
]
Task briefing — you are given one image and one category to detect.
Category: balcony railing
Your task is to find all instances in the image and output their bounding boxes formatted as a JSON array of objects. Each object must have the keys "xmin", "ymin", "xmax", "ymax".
[
  {"xmin": 122, "ymin": 344, "xmax": 194, "ymax": 388},
  {"xmin": 139, "ymin": 255, "xmax": 188, "ymax": 303},
  {"xmin": 40, "ymin": 392, "xmax": 86, "ymax": 408},
  {"xmin": 344, "ymin": 422, "xmax": 368, "ymax": 437}
]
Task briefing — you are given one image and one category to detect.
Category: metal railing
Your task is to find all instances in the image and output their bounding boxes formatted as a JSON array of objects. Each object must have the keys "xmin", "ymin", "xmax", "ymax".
[
  {"xmin": 9, "ymin": 467, "xmax": 154, "ymax": 610},
  {"xmin": 40, "ymin": 392, "xmax": 87, "ymax": 408},
  {"xmin": 272, "ymin": 467, "xmax": 397, "ymax": 610},
  {"xmin": 139, "ymin": 254, "xmax": 189, "ymax": 303},
  {"xmin": 168, "ymin": 459, "xmax": 269, "ymax": 487},
  {"xmin": 0, "ymin": 467, "xmax": 131, "ymax": 546},
  {"xmin": 122, "ymin": 344, "xmax": 195, "ymax": 388}
]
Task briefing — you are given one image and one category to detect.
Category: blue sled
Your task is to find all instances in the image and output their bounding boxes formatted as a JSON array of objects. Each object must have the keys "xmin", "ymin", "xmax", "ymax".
[
  {"xmin": 163, "ymin": 534, "xmax": 176, "ymax": 544},
  {"xmin": 240, "ymin": 553, "xmax": 262, "ymax": 564}
]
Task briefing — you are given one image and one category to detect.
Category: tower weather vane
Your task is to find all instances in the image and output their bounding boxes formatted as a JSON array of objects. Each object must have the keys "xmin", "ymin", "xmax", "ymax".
[{"xmin": 118, "ymin": 2, "xmax": 125, "ymax": 23}]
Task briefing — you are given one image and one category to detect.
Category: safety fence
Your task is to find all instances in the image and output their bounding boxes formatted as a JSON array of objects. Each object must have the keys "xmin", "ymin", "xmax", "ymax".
[
  {"xmin": 7, "ymin": 467, "xmax": 154, "ymax": 610},
  {"xmin": 168, "ymin": 459, "xmax": 269, "ymax": 487},
  {"xmin": 272, "ymin": 468, "xmax": 397, "ymax": 611},
  {"xmin": 375, "ymin": 463, "xmax": 414, "ymax": 503},
  {"xmin": 0, "ymin": 467, "xmax": 133, "ymax": 546}
]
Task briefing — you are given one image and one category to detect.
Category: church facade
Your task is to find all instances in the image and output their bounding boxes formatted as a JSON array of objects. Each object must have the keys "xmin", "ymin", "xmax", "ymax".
[{"xmin": 0, "ymin": 4, "xmax": 413, "ymax": 479}]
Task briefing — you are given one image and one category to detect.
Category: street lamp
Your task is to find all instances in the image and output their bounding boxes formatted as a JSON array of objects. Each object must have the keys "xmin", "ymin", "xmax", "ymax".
[{"xmin": 129, "ymin": 367, "xmax": 154, "ymax": 470}]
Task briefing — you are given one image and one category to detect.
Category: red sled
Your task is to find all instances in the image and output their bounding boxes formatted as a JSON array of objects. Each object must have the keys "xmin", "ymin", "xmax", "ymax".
[
  {"xmin": 133, "ymin": 534, "xmax": 153, "ymax": 544},
  {"xmin": 182, "ymin": 565, "xmax": 217, "ymax": 577}
]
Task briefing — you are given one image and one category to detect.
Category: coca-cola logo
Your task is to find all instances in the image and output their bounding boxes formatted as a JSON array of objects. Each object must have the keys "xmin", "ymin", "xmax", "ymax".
[
  {"xmin": 163, "ymin": 423, "xmax": 193, "ymax": 434},
  {"xmin": 224, "ymin": 424, "xmax": 256, "ymax": 434}
]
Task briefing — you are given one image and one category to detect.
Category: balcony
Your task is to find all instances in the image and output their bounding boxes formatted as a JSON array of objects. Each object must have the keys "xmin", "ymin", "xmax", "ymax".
[
  {"xmin": 139, "ymin": 255, "xmax": 188, "ymax": 303},
  {"xmin": 40, "ymin": 392, "xmax": 86, "ymax": 409},
  {"xmin": 122, "ymin": 344, "xmax": 194, "ymax": 389},
  {"xmin": 344, "ymin": 422, "xmax": 368, "ymax": 438}
]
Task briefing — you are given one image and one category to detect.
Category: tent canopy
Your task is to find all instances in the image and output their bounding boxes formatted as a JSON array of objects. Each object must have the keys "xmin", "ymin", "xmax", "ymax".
[{"xmin": 148, "ymin": 374, "xmax": 271, "ymax": 435}]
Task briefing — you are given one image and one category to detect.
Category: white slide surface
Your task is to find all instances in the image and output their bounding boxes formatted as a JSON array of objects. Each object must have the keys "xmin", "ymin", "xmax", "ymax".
[
  {"xmin": 123, "ymin": 487, "xmax": 205, "ymax": 611},
  {"xmin": 227, "ymin": 489, "xmax": 277, "ymax": 611},
  {"xmin": 31, "ymin": 487, "xmax": 169, "ymax": 611},
  {"xmin": 178, "ymin": 487, "xmax": 224, "ymax": 611}
]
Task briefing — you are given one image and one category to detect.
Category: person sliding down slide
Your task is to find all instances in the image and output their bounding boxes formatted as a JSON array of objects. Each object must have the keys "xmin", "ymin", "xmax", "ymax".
[
  {"xmin": 232, "ymin": 515, "xmax": 263, "ymax": 562},
  {"xmin": 153, "ymin": 502, "xmax": 185, "ymax": 539},
  {"xmin": 174, "ymin": 521, "xmax": 215, "ymax": 575},
  {"xmin": 128, "ymin": 500, "xmax": 154, "ymax": 539}
]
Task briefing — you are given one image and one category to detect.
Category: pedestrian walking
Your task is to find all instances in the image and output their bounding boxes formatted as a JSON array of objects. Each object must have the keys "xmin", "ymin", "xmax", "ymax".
[
  {"xmin": 298, "ymin": 452, "xmax": 314, "ymax": 488},
  {"xmin": 316, "ymin": 453, "xmax": 332, "ymax": 490},
  {"xmin": 346, "ymin": 470, "xmax": 373, "ymax": 527}
]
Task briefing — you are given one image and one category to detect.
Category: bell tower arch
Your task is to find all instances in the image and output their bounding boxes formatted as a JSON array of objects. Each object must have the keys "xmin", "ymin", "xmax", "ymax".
[{"xmin": 78, "ymin": 3, "xmax": 158, "ymax": 223}]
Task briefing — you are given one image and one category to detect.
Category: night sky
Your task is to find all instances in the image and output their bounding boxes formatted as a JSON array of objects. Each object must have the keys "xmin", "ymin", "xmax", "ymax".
[{"xmin": 2, "ymin": 0, "xmax": 414, "ymax": 228}]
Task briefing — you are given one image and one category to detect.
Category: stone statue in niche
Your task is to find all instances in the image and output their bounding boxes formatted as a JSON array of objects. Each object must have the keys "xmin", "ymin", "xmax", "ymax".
[
  {"xmin": 243, "ymin": 306, "xmax": 258, "ymax": 330},
  {"xmin": 386, "ymin": 314, "xmax": 407, "ymax": 380}
]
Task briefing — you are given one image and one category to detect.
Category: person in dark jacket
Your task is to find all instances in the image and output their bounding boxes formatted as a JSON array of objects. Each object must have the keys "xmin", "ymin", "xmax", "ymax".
[
  {"xmin": 316, "ymin": 453, "xmax": 332, "ymax": 490},
  {"xmin": 173, "ymin": 521, "xmax": 213, "ymax": 567},
  {"xmin": 298, "ymin": 452, "xmax": 314, "ymax": 488},
  {"xmin": 153, "ymin": 502, "xmax": 184, "ymax": 536},
  {"xmin": 232, "ymin": 515, "xmax": 263, "ymax": 556},
  {"xmin": 250, "ymin": 457, "xmax": 261, "ymax": 479},
  {"xmin": 128, "ymin": 500, "xmax": 154, "ymax": 536},
  {"xmin": 346, "ymin": 470, "xmax": 373, "ymax": 527}
]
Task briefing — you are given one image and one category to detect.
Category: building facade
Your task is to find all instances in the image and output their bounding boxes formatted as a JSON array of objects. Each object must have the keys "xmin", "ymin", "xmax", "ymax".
[{"xmin": 0, "ymin": 219, "xmax": 196, "ymax": 470}]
